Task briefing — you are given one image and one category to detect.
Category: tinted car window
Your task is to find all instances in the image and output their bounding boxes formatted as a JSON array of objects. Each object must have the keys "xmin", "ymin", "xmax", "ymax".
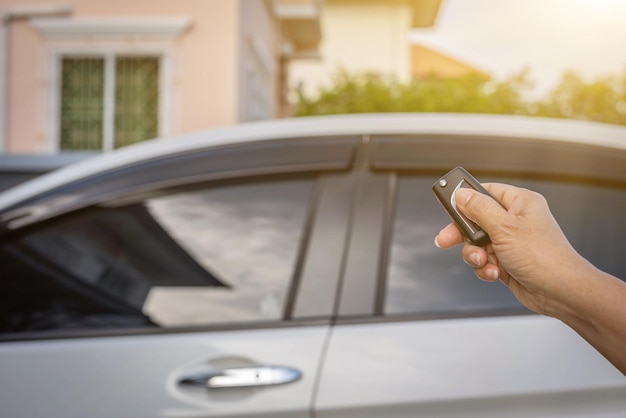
[
  {"xmin": 0, "ymin": 178, "xmax": 314, "ymax": 335},
  {"xmin": 385, "ymin": 175, "xmax": 626, "ymax": 316}
]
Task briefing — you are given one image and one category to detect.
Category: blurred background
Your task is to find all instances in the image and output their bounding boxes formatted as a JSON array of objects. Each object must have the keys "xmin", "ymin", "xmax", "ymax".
[{"xmin": 0, "ymin": 0, "xmax": 625, "ymax": 155}]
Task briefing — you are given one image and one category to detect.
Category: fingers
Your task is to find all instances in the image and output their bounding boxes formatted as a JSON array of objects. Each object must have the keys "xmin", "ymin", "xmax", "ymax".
[
  {"xmin": 462, "ymin": 243, "xmax": 486, "ymax": 267},
  {"xmin": 435, "ymin": 223, "xmax": 502, "ymax": 282},
  {"xmin": 462, "ymin": 244, "xmax": 500, "ymax": 282},
  {"xmin": 436, "ymin": 227, "xmax": 502, "ymax": 282},
  {"xmin": 434, "ymin": 223, "xmax": 464, "ymax": 248},
  {"xmin": 474, "ymin": 264, "xmax": 501, "ymax": 282}
]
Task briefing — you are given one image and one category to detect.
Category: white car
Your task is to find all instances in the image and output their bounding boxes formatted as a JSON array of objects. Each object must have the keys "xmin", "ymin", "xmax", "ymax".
[{"xmin": 0, "ymin": 113, "xmax": 625, "ymax": 418}]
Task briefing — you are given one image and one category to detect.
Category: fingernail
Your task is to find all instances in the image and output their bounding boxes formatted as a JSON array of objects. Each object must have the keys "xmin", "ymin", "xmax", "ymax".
[
  {"xmin": 434, "ymin": 236, "xmax": 441, "ymax": 248},
  {"xmin": 455, "ymin": 188, "xmax": 472, "ymax": 205},
  {"xmin": 488, "ymin": 268, "xmax": 500, "ymax": 281},
  {"xmin": 470, "ymin": 253, "xmax": 481, "ymax": 267}
]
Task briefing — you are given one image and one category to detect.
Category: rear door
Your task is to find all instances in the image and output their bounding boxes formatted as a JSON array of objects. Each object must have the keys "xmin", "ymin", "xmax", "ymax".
[
  {"xmin": 0, "ymin": 136, "xmax": 359, "ymax": 418},
  {"xmin": 314, "ymin": 135, "xmax": 626, "ymax": 417}
]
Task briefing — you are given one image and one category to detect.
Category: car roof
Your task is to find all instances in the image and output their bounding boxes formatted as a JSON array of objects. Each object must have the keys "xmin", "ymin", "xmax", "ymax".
[{"xmin": 1, "ymin": 113, "xmax": 626, "ymax": 212}]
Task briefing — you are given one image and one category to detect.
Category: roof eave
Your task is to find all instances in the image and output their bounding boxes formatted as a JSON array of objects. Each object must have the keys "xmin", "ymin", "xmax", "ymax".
[
  {"xmin": 410, "ymin": 0, "xmax": 443, "ymax": 28},
  {"xmin": 273, "ymin": 0, "xmax": 322, "ymax": 56}
]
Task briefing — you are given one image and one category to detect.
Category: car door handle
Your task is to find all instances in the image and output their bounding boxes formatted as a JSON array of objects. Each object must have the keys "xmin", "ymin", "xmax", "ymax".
[{"xmin": 179, "ymin": 365, "xmax": 302, "ymax": 389}]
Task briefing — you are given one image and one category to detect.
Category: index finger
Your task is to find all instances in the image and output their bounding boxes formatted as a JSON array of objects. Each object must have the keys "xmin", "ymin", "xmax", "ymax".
[{"xmin": 435, "ymin": 222, "xmax": 464, "ymax": 248}]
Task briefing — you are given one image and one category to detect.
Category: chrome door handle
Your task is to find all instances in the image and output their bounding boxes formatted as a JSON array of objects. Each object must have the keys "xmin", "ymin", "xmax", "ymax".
[{"xmin": 179, "ymin": 365, "xmax": 302, "ymax": 389}]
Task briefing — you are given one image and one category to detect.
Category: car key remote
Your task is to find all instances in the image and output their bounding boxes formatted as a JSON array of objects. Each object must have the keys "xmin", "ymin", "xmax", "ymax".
[{"xmin": 432, "ymin": 166, "xmax": 492, "ymax": 246}]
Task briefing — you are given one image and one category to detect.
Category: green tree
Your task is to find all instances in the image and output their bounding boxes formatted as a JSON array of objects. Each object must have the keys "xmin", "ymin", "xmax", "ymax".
[
  {"xmin": 537, "ymin": 70, "xmax": 626, "ymax": 125},
  {"xmin": 294, "ymin": 68, "xmax": 536, "ymax": 117},
  {"xmin": 294, "ymin": 67, "xmax": 626, "ymax": 127}
]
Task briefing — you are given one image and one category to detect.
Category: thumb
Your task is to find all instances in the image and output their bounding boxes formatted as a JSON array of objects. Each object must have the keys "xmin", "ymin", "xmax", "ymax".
[{"xmin": 455, "ymin": 188, "xmax": 507, "ymax": 234}]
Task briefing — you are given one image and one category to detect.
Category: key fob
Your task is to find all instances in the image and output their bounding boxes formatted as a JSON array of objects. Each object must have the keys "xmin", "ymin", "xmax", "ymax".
[{"xmin": 432, "ymin": 166, "xmax": 492, "ymax": 246}]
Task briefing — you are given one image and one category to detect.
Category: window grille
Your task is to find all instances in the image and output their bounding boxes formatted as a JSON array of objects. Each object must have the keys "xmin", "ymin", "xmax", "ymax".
[
  {"xmin": 60, "ymin": 58, "xmax": 105, "ymax": 151},
  {"xmin": 59, "ymin": 56, "xmax": 160, "ymax": 152},
  {"xmin": 115, "ymin": 57, "xmax": 160, "ymax": 148}
]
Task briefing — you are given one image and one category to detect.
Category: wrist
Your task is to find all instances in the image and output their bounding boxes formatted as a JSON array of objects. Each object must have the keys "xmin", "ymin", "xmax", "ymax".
[
  {"xmin": 542, "ymin": 253, "xmax": 598, "ymax": 324},
  {"xmin": 544, "ymin": 254, "xmax": 626, "ymax": 339},
  {"xmin": 544, "ymin": 259, "xmax": 626, "ymax": 374}
]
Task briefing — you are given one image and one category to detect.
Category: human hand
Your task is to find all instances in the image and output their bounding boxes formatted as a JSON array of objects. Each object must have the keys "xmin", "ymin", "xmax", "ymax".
[{"xmin": 435, "ymin": 183, "xmax": 590, "ymax": 316}]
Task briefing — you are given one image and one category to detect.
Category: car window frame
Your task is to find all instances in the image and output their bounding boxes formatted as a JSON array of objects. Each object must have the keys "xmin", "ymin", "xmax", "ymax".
[{"xmin": 0, "ymin": 136, "xmax": 359, "ymax": 234}]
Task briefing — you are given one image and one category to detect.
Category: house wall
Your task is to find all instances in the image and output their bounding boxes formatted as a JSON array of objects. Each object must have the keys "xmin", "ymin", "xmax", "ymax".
[
  {"xmin": 7, "ymin": 18, "xmax": 43, "ymax": 153},
  {"xmin": 238, "ymin": 1, "xmax": 281, "ymax": 122},
  {"xmin": 289, "ymin": 0, "xmax": 413, "ymax": 96},
  {"xmin": 0, "ymin": 0, "xmax": 268, "ymax": 153}
]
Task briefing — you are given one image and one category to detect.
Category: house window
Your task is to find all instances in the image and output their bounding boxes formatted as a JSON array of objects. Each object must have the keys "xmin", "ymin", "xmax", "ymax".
[{"xmin": 59, "ymin": 56, "xmax": 160, "ymax": 151}]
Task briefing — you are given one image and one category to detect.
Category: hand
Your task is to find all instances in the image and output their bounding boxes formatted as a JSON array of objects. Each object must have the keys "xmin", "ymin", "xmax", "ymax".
[
  {"xmin": 435, "ymin": 183, "xmax": 590, "ymax": 316},
  {"xmin": 435, "ymin": 182, "xmax": 626, "ymax": 374}
]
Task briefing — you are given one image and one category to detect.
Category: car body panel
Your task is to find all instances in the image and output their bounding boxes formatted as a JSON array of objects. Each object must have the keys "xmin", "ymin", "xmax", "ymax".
[
  {"xmin": 0, "ymin": 325, "xmax": 329, "ymax": 418},
  {"xmin": 315, "ymin": 316, "xmax": 626, "ymax": 418}
]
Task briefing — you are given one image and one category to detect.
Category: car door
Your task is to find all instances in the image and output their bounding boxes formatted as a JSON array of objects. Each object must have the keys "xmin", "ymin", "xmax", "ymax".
[
  {"xmin": 0, "ymin": 135, "xmax": 359, "ymax": 418},
  {"xmin": 314, "ymin": 134, "xmax": 626, "ymax": 417}
]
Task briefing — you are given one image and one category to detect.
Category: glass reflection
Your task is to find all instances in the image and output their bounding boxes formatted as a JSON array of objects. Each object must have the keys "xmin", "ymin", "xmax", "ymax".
[
  {"xmin": 386, "ymin": 176, "xmax": 521, "ymax": 316},
  {"xmin": 143, "ymin": 178, "xmax": 313, "ymax": 326}
]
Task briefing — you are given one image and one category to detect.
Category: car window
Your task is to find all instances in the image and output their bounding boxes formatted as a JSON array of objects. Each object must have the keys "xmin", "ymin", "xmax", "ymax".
[
  {"xmin": 0, "ymin": 177, "xmax": 314, "ymax": 335},
  {"xmin": 385, "ymin": 174, "xmax": 626, "ymax": 317},
  {"xmin": 143, "ymin": 178, "xmax": 314, "ymax": 326}
]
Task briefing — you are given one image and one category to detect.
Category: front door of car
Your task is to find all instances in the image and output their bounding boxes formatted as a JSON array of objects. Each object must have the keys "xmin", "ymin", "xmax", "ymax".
[
  {"xmin": 0, "ymin": 168, "xmax": 358, "ymax": 418},
  {"xmin": 313, "ymin": 137, "xmax": 626, "ymax": 417},
  {"xmin": 0, "ymin": 327, "xmax": 327, "ymax": 418}
]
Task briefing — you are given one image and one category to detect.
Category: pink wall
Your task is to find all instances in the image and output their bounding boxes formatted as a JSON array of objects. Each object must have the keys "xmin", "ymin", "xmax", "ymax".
[
  {"xmin": 7, "ymin": 19, "xmax": 44, "ymax": 152},
  {"xmin": 1, "ymin": 0, "xmax": 252, "ymax": 153}
]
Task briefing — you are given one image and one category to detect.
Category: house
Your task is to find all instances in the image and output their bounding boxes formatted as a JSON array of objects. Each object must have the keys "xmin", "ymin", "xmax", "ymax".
[
  {"xmin": 0, "ymin": 0, "xmax": 321, "ymax": 153},
  {"xmin": 289, "ymin": 0, "xmax": 442, "ymax": 96}
]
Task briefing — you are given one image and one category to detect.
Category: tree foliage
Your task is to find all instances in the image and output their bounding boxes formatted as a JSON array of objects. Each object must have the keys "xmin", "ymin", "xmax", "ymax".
[
  {"xmin": 537, "ymin": 71, "xmax": 626, "ymax": 125},
  {"xmin": 294, "ymin": 68, "xmax": 626, "ymax": 126}
]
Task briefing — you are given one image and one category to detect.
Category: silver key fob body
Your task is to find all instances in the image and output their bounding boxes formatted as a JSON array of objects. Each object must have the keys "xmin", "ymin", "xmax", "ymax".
[{"xmin": 432, "ymin": 166, "xmax": 492, "ymax": 246}]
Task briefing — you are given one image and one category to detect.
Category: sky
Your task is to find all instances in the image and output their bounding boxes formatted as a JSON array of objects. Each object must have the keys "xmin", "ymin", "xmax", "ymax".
[{"xmin": 409, "ymin": 0, "xmax": 626, "ymax": 96}]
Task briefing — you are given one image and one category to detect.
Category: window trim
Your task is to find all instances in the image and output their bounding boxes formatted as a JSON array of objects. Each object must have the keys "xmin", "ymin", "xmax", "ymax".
[
  {"xmin": 289, "ymin": 173, "xmax": 358, "ymax": 319},
  {"xmin": 369, "ymin": 134, "xmax": 626, "ymax": 186},
  {"xmin": 0, "ymin": 137, "xmax": 358, "ymax": 233},
  {"xmin": 334, "ymin": 308, "xmax": 534, "ymax": 328},
  {"xmin": 0, "ymin": 317, "xmax": 332, "ymax": 343},
  {"xmin": 31, "ymin": 17, "xmax": 191, "ymax": 40},
  {"xmin": 335, "ymin": 172, "xmax": 389, "ymax": 317}
]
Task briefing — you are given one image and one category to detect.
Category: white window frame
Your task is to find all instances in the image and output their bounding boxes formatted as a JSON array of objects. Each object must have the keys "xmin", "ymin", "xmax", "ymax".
[{"xmin": 32, "ymin": 17, "xmax": 190, "ymax": 153}]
